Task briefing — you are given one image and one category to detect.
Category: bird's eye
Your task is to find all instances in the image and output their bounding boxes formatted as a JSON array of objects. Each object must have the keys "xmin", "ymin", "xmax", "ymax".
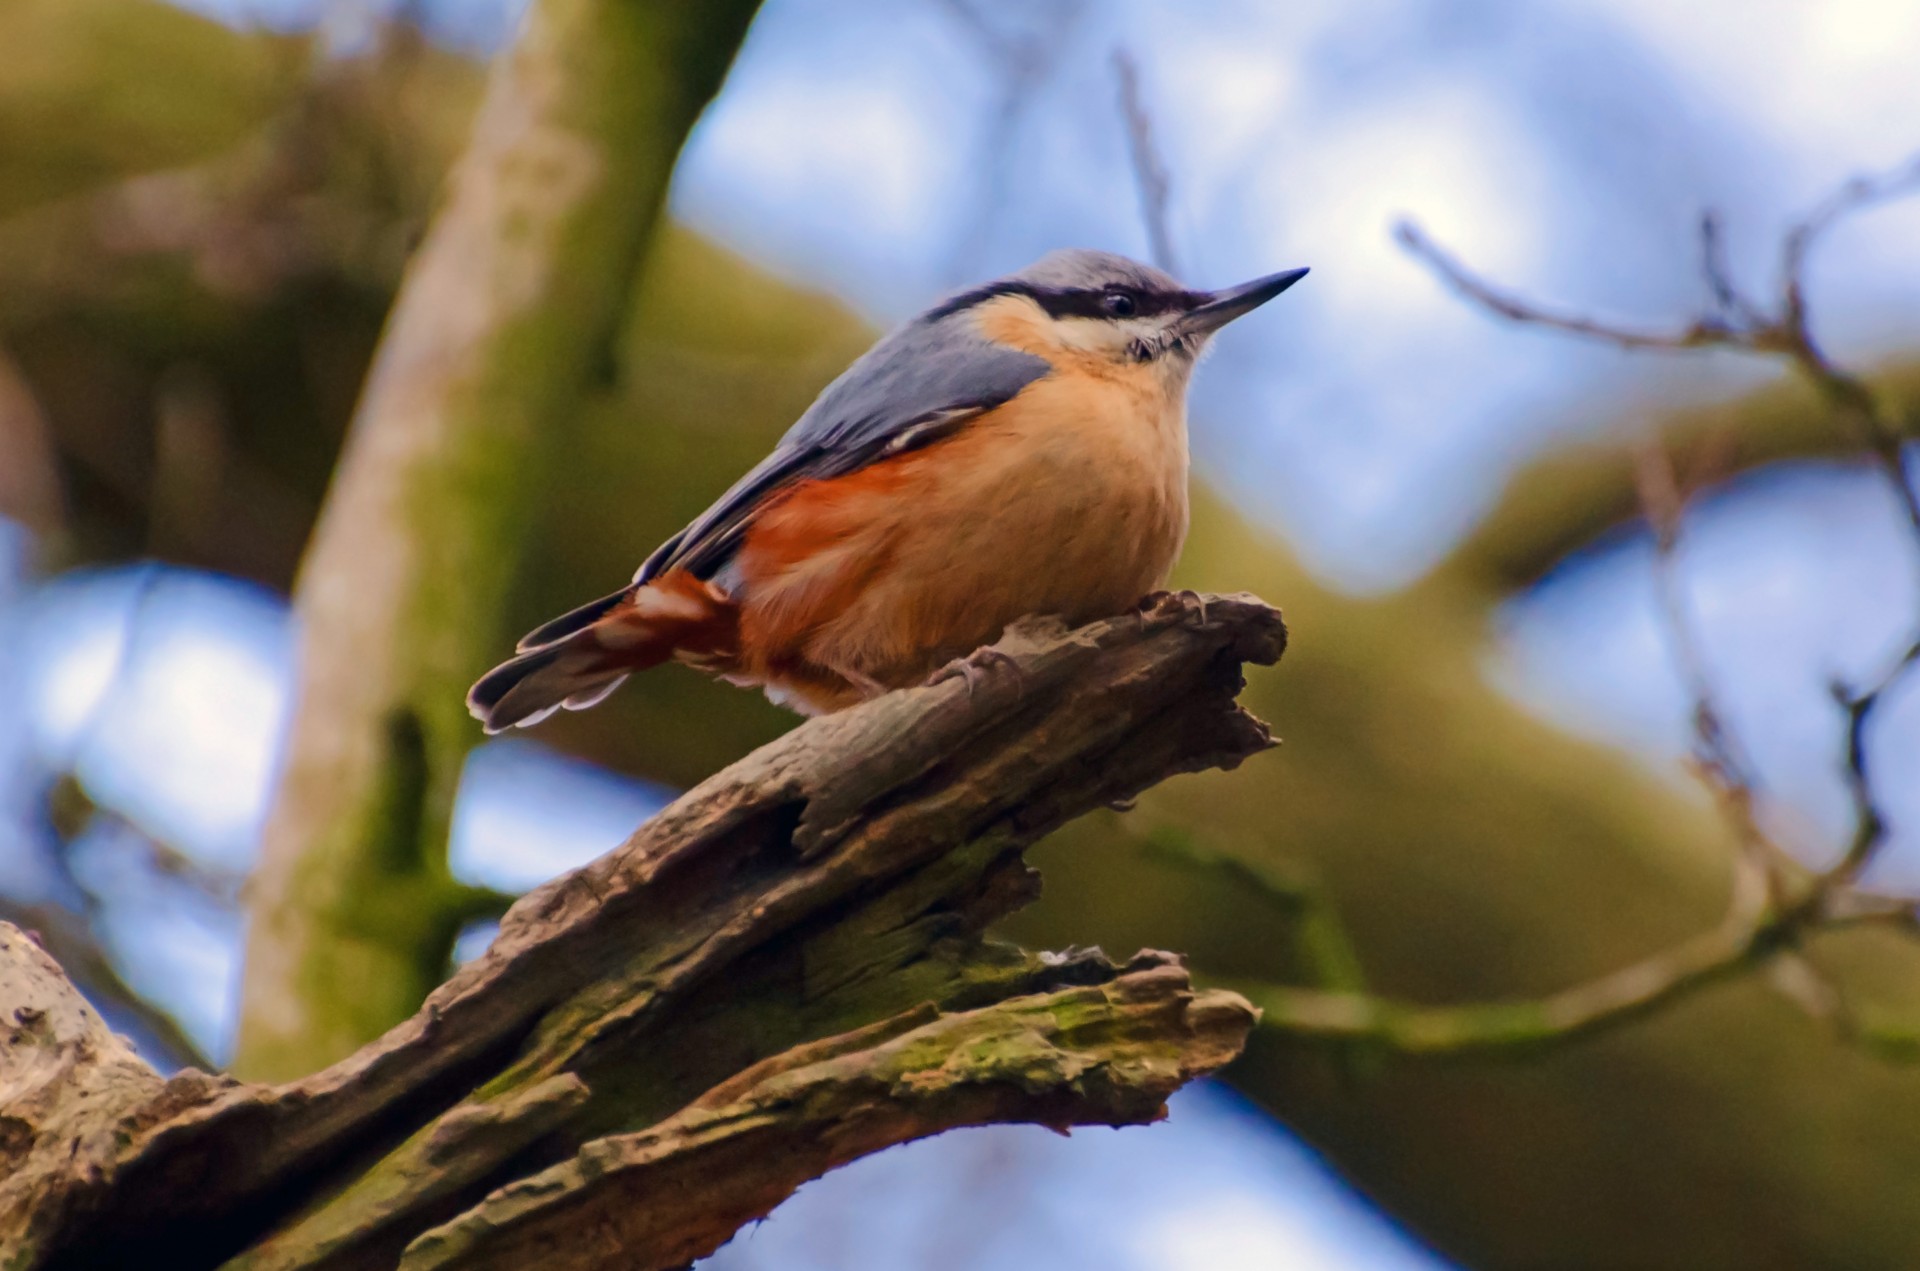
[{"xmin": 1102, "ymin": 290, "xmax": 1138, "ymax": 317}]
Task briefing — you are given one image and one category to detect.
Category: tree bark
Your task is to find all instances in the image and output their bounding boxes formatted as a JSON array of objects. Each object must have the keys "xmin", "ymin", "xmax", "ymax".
[
  {"xmin": 233, "ymin": 0, "xmax": 765, "ymax": 1080},
  {"xmin": 0, "ymin": 594, "xmax": 1277, "ymax": 1271}
]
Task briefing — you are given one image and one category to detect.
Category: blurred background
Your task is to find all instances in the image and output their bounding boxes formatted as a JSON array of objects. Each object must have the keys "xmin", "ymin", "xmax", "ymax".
[{"xmin": 3, "ymin": 0, "xmax": 1919, "ymax": 1267}]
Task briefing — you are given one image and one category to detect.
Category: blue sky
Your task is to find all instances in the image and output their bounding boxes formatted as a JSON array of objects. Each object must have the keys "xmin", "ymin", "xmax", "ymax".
[{"xmin": 4, "ymin": 1, "xmax": 1919, "ymax": 1266}]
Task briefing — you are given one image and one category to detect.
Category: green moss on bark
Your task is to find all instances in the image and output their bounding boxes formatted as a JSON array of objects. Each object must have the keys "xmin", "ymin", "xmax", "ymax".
[{"xmin": 233, "ymin": 0, "xmax": 766, "ymax": 1082}]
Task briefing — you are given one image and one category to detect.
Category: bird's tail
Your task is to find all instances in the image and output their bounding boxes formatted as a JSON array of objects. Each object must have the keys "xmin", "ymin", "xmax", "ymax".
[{"xmin": 466, "ymin": 571, "xmax": 737, "ymax": 733}]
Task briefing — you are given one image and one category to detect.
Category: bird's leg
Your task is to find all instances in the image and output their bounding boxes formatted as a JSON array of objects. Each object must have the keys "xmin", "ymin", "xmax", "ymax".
[
  {"xmin": 925, "ymin": 644, "xmax": 1024, "ymax": 699},
  {"xmin": 840, "ymin": 666, "xmax": 892, "ymax": 701},
  {"xmin": 1136, "ymin": 589, "xmax": 1211, "ymax": 628}
]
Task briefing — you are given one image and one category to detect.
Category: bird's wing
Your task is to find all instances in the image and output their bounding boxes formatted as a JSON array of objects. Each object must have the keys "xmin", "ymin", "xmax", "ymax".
[{"xmin": 632, "ymin": 316, "xmax": 1051, "ymax": 585}]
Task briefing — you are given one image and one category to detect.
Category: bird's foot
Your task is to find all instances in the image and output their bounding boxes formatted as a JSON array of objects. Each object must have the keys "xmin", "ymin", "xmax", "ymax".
[
  {"xmin": 925, "ymin": 645, "xmax": 1024, "ymax": 699},
  {"xmin": 1137, "ymin": 589, "xmax": 1211, "ymax": 628}
]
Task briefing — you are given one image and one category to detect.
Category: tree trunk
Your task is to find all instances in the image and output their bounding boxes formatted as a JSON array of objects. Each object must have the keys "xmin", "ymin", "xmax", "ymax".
[{"xmin": 234, "ymin": 0, "xmax": 764, "ymax": 1080}]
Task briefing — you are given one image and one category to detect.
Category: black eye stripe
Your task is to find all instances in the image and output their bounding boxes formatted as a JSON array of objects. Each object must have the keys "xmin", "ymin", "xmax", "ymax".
[
  {"xmin": 921, "ymin": 280, "xmax": 1203, "ymax": 324},
  {"xmin": 1031, "ymin": 286, "xmax": 1193, "ymax": 320}
]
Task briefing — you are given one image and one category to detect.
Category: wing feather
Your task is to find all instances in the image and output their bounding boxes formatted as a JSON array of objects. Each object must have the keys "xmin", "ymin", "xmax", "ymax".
[{"xmin": 633, "ymin": 316, "xmax": 1048, "ymax": 584}]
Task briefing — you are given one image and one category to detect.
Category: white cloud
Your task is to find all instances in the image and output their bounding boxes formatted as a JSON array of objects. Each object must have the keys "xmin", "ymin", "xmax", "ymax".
[
  {"xmin": 1144, "ymin": 1191, "xmax": 1407, "ymax": 1271},
  {"xmin": 1580, "ymin": 0, "xmax": 1920, "ymax": 171}
]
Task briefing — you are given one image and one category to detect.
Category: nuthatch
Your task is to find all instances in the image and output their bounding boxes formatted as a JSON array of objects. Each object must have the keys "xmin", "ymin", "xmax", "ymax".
[{"xmin": 469, "ymin": 249, "xmax": 1307, "ymax": 730}]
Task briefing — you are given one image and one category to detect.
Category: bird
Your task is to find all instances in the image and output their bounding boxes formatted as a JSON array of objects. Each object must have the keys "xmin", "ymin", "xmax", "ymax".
[{"xmin": 468, "ymin": 249, "xmax": 1306, "ymax": 731}]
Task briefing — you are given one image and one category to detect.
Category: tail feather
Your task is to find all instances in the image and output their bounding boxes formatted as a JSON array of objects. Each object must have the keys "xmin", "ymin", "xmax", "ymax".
[
  {"xmin": 563, "ymin": 672, "xmax": 629, "ymax": 710},
  {"xmin": 516, "ymin": 586, "xmax": 630, "ymax": 652},
  {"xmin": 468, "ymin": 572, "xmax": 736, "ymax": 732},
  {"xmin": 466, "ymin": 640, "xmax": 611, "ymax": 734}
]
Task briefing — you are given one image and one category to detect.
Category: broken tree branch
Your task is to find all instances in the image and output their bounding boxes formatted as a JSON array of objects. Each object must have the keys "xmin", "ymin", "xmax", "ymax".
[
  {"xmin": 0, "ymin": 592, "xmax": 1279, "ymax": 1271},
  {"xmin": 400, "ymin": 954, "xmax": 1248, "ymax": 1271}
]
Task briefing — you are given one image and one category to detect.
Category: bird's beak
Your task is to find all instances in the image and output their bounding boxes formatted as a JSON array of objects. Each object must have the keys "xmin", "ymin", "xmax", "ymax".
[{"xmin": 1177, "ymin": 267, "xmax": 1309, "ymax": 336}]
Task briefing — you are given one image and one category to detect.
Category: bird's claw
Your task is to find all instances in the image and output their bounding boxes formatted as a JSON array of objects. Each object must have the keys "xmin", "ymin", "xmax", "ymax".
[
  {"xmin": 926, "ymin": 645, "xmax": 1024, "ymax": 699},
  {"xmin": 1137, "ymin": 589, "xmax": 1211, "ymax": 628}
]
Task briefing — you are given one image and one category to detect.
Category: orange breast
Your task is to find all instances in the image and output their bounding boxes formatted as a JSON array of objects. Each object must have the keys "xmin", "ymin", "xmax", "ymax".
[{"xmin": 731, "ymin": 365, "xmax": 1189, "ymax": 711}]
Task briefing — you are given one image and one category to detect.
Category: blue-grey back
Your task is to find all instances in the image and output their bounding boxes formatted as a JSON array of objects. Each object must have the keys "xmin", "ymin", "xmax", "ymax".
[{"xmin": 636, "ymin": 304, "xmax": 1050, "ymax": 583}]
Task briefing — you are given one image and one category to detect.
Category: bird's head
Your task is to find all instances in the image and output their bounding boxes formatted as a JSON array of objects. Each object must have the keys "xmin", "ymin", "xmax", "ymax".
[{"xmin": 935, "ymin": 248, "xmax": 1307, "ymax": 387}]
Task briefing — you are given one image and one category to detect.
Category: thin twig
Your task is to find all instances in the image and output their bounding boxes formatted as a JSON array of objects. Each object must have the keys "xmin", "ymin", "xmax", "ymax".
[
  {"xmin": 1696, "ymin": 211, "xmax": 1765, "ymax": 329},
  {"xmin": 1240, "ymin": 848, "xmax": 1775, "ymax": 1054},
  {"xmin": 935, "ymin": 0, "xmax": 1086, "ymax": 280},
  {"xmin": 1402, "ymin": 153, "xmax": 1920, "ymax": 887},
  {"xmin": 1630, "ymin": 440, "xmax": 1792, "ymax": 892},
  {"xmin": 1832, "ymin": 673, "xmax": 1898, "ymax": 882},
  {"xmin": 1111, "ymin": 48, "xmax": 1179, "ymax": 276},
  {"xmin": 1214, "ymin": 156, "xmax": 1920, "ymax": 1058},
  {"xmin": 1396, "ymin": 221, "xmax": 1733, "ymax": 351},
  {"xmin": 1781, "ymin": 153, "xmax": 1920, "ymax": 345}
]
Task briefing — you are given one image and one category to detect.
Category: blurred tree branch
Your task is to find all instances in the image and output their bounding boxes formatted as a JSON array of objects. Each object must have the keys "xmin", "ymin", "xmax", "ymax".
[
  {"xmin": 1111, "ymin": 49, "xmax": 1178, "ymax": 278},
  {"xmin": 0, "ymin": 596, "xmax": 1274, "ymax": 1271},
  {"xmin": 232, "ymin": 0, "xmax": 766, "ymax": 1081},
  {"xmin": 936, "ymin": 0, "xmax": 1086, "ymax": 280},
  {"xmin": 0, "ymin": 346, "xmax": 64, "ymax": 549},
  {"xmin": 0, "ymin": 1, "xmax": 482, "ymax": 583},
  {"xmin": 1442, "ymin": 358, "xmax": 1920, "ymax": 594},
  {"xmin": 1191, "ymin": 156, "xmax": 1920, "ymax": 1058},
  {"xmin": 1433, "ymin": 156, "xmax": 1920, "ymax": 594}
]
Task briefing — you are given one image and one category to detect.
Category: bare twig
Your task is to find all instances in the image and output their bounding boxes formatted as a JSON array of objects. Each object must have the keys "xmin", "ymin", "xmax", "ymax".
[
  {"xmin": 935, "ymin": 0, "xmax": 1087, "ymax": 279},
  {"xmin": 1399, "ymin": 151, "xmax": 1920, "ymax": 531},
  {"xmin": 1301, "ymin": 154, "xmax": 1920, "ymax": 1056},
  {"xmin": 1111, "ymin": 48, "xmax": 1178, "ymax": 276},
  {"xmin": 1239, "ymin": 849, "xmax": 1776, "ymax": 1054},
  {"xmin": 1781, "ymin": 154, "xmax": 1920, "ymax": 351},
  {"xmin": 1695, "ymin": 211, "xmax": 1764, "ymax": 329},
  {"xmin": 1629, "ymin": 441, "xmax": 1787, "ymax": 887},
  {"xmin": 1832, "ymin": 668, "xmax": 1902, "ymax": 882},
  {"xmin": 1396, "ymin": 221, "xmax": 1734, "ymax": 351},
  {"xmin": 1403, "ymin": 155, "xmax": 1920, "ymax": 869}
]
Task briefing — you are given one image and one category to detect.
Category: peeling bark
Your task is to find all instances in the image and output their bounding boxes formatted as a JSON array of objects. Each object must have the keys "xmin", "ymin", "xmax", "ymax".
[{"xmin": 401, "ymin": 958, "xmax": 1252, "ymax": 1271}]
